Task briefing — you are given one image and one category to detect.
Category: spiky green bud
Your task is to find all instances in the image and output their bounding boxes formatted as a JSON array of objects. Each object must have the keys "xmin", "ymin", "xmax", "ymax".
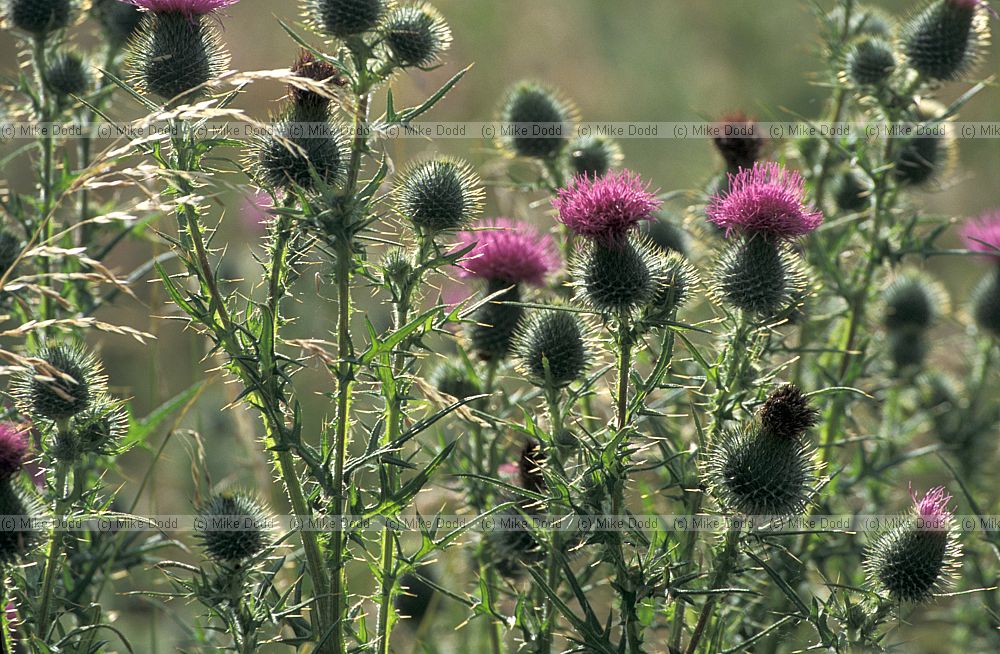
[
  {"xmin": 12, "ymin": 344, "xmax": 105, "ymax": 422},
  {"xmin": 196, "ymin": 493, "xmax": 271, "ymax": 563},
  {"xmin": 91, "ymin": 0, "xmax": 143, "ymax": 49},
  {"xmin": 642, "ymin": 252, "xmax": 698, "ymax": 327},
  {"xmin": 393, "ymin": 158, "xmax": 484, "ymax": 233},
  {"xmin": 498, "ymin": 81, "xmax": 575, "ymax": 160},
  {"xmin": 832, "ymin": 169, "xmax": 871, "ymax": 212},
  {"xmin": 971, "ymin": 267, "xmax": 1000, "ymax": 336},
  {"xmin": 429, "ymin": 360, "xmax": 480, "ymax": 400},
  {"xmin": 469, "ymin": 281, "xmax": 522, "ymax": 362},
  {"xmin": 45, "ymin": 52, "xmax": 90, "ymax": 100},
  {"xmin": 846, "ymin": 38, "xmax": 896, "ymax": 86},
  {"xmin": 126, "ymin": 12, "xmax": 229, "ymax": 101},
  {"xmin": 308, "ymin": 0, "xmax": 386, "ymax": 38},
  {"xmin": 514, "ymin": 309, "xmax": 590, "ymax": 388},
  {"xmin": 6, "ymin": 0, "xmax": 73, "ymax": 36},
  {"xmin": 641, "ymin": 216, "xmax": 688, "ymax": 257},
  {"xmin": 0, "ymin": 481, "xmax": 41, "ymax": 564},
  {"xmin": 567, "ymin": 134, "xmax": 623, "ymax": 179},
  {"xmin": 882, "ymin": 274, "xmax": 947, "ymax": 331},
  {"xmin": 381, "ymin": 4, "xmax": 452, "ymax": 68},
  {"xmin": 0, "ymin": 231, "xmax": 21, "ymax": 277},
  {"xmin": 902, "ymin": 0, "xmax": 991, "ymax": 81},
  {"xmin": 251, "ymin": 111, "xmax": 348, "ymax": 192}
]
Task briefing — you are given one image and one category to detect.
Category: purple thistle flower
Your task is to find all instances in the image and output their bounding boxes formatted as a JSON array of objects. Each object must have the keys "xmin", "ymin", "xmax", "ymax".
[
  {"xmin": 707, "ymin": 162, "xmax": 823, "ymax": 240},
  {"xmin": 911, "ymin": 484, "xmax": 954, "ymax": 530},
  {"xmin": 0, "ymin": 423, "xmax": 29, "ymax": 480},
  {"xmin": 961, "ymin": 209, "xmax": 1000, "ymax": 258},
  {"xmin": 124, "ymin": 0, "xmax": 239, "ymax": 16},
  {"xmin": 240, "ymin": 190, "xmax": 273, "ymax": 235},
  {"xmin": 457, "ymin": 218, "xmax": 559, "ymax": 286},
  {"xmin": 553, "ymin": 170, "xmax": 661, "ymax": 245}
]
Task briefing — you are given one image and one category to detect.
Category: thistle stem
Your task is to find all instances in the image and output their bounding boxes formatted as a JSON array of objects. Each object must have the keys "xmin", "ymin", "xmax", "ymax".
[
  {"xmin": 376, "ymin": 249, "xmax": 426, "ymax": 654},
  {"xmin": 328, "ymin": 235, "xmax": 354, "ymax": 654},
  {"xmin": 539, "ymin": 385, "xmax": 566, "ymax": 653},
  {"xmin": 684, "ymin": 527, "xmax": 740, "ymax": 654},
  {"xmin": 31, "ymin": 36, "xmax": 56, "ymax": 330},
  {"xmin": 36, "ymin": 462, "xmax": 69, "ymax": 642}
]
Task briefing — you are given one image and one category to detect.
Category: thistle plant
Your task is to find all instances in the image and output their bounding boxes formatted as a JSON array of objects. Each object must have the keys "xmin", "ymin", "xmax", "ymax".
[{"xmin": 0, "ymin": 1, "xmax": 997, "ymax": 652}]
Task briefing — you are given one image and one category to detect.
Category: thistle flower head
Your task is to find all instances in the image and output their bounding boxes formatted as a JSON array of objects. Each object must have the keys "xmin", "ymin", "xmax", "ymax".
[
  {"xmin": 0, "ymin": 230, "xmax": 21, "ymax": 277},
  {"xmin": 712, "ymin": 112, "xmax": 766, "ymax": 172},
  {"xmin": 553, "ymin": 170, "xmax": 661, "ymax": 245},
  {"xmin": 705, "ymin": 419, "xmax": 817, "ymax": 516},
  {"xmin": 381, "ymin": 3, "xmax": 452, "ymax": 68},
  {"xmin": 125, "ymin": 9, "xmax": 230, "ymax": 100},
  {"xmin": 11, "ymin": 344, "xmax": 105, "ymax": 422},
  {"xmin": 901, "ymin": 0, "xmax": 992, "ymax": 81},
  {"xmin": 568, "ymin": 134, "xmax": 623, "ymax": 179},
  {"xmin": 125, "ymin": 0, "xmax": 239, "ymax": 16},
  {"xmin": 0, "ymin": 483, "xmax": 41, "ymax": 564},
  {"xmin": 196, "ymin": 493, "xmax": 271, "ymax": 563},
  {"xmin": 456, "ymin": 218, "xmax": 558, "ymax": 287},
  {"xmin": 394, "ymin": 158, "xmax": 484, "ymax": 233},
  {"xmin": 307, "ymin": 0, "xmax": 386, "ymax": 38},
  {"xmin": 6, "ymin": 0, "xmax": 74, "ymax": 35},
  {"xmin": 865, "ymin": 483, "xmax": 962, "ymax": 602},
  {"xmin": 707, "ymin": 162, "xmax": 823, "ymax": 240},
  {"xmin": 882, "ymin": 273, "xmax": 948, "ymax": 332},
  {"xmin": 962, "ymin": 209, "xmax": 1000, "ymax": 258},
  {"xmin": 971, "ymin": 267, "xmax": 1000, "ymax": 335},
  {"xmin": 912, "ymin": 485, "xmax": 954, "ymax": 530},
  {"xmin": 514, "ymin": 309, "xmax": 591, "ymax": 388},
  {"xmin": 0, "ymin": 423, "xmax": 29, "ymax": 480},
  {"xmin": 758, "ymin": 384, "xmax": 819, "ymax": 441},
  {"xmin": 289, "ymin": 50, "xmax": 344, "ymax": 115},
  {"xmin": 640, "ymin": 215, "xmax": 688, "ymax": 256},
  {"xmin": 92, "ymin": 0, "xmax": 144, "ymax": 46},
  {"xmin": 498, "ymin": 81, "xmax": 576, "ymax": 160},
  {"xmin": 45, "ymin": 52, "xmax": 91, "ymax": 100},
  {"xmin": 845, "ymin": 38, "xmax": 897, "ymax": 86}
]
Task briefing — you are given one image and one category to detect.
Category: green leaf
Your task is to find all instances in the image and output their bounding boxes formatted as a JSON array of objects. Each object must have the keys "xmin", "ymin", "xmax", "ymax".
[{"xmin": 124, "ymin": 381, "xmax": 207, "ymax": 450}]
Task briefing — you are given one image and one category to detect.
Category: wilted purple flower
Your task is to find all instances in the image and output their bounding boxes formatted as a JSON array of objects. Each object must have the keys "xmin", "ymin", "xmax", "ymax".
[
  {"xmin": 962, "ymin": 209, "xmax": 1000, "ymax": 257},
  {"xmin": 124, "ymin": 0, "xmax": 239, "ymax": 16},
  {"xmin": 553, "ymin": 170, "xmax": 661, "ymax": 245},
  {"xmin": 912, "ymin": 484, "xmax": 954, "ymax": 530},
  {"xmin": 457, "ymin": 218, "xmax": 558, "ymax": 286},
  {"xmin": 240, "ymin": 190, "xmax": 273, "ymax": 234},
  {"xmin": 0, "ymin": 423, "xmax": 29, "ymax": 480},
  {"xmin": 708, "ymin": 162, "xmax": 823, "ymax": 240}
]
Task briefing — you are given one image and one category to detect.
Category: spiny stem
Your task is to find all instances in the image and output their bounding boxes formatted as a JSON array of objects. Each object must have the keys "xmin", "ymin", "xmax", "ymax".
[
  {"xmin": 328, "ymin": 236, "xmax": 354, "ymax": 654},
  {"xmin": 684, "ymin": 527, "xmax": 741, "ymax": 654},
  {"xmin": 32, "ymin": 36, "xmax": 56, "ymax": 331},
  {"xmin": 265, "ymin": 213, "xmax": 335, "ymax": 650},
  {"xmin": 36, "ymin": 462, "xmax": 69, "ymax": 641}
]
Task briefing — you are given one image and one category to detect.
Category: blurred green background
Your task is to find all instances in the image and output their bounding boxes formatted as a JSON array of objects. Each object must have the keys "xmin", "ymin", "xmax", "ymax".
[{"xmin": 1, "ymin": 1, "xmax": 998, "ymax": 651}]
